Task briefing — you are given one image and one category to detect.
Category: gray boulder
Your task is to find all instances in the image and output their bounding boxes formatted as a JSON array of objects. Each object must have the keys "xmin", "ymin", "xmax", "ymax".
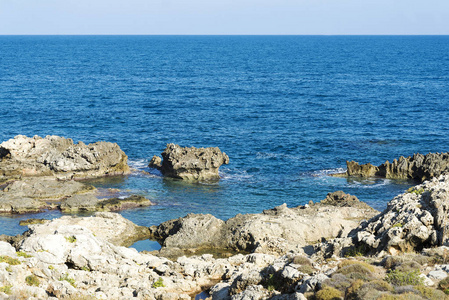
[
  {"xmin": 0, "ymin": 135, "xmax": 130, "ymax": 182},
  {"xmin": 149, "ymin": 143, "xmax": 229, "ymax": 180}
]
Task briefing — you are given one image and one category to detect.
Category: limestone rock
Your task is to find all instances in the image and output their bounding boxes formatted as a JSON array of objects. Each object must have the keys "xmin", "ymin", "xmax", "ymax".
[
  {"xmin": 150, "ymin": 198, "xmax": 378, "ymax": 257},
  {"xmin": 149, "ymin": 143, "xmax": 229, "ymax": 180},
  {"xmin": 23, "ymin": 212, "xmax": 151, "ymax": 247},
  {"xmin": 347, "ymin": 174, "xmax": 449, "ymax": 255},
  {"xmin": 0, "ymin": 135, "xmax": 130, "ymax": 182},
  {"xmin": 343, "ymin": 152, "xmax": 449, "ymax": 182}
]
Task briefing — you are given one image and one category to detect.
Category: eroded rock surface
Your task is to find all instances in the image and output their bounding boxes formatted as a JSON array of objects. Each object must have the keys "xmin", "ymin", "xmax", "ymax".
[
  {"xmin": 348, "ymin": 174, "xmax": 449, "ymax": 256},
  {"xmin": 342, "ymin": 152, "xmax": 449, "ymax": 182},
  {"xmin": 149, "ymin": 143, "xmax": 229, "ymax": 180},
  {"xmin": 0, "ymin": 135, "xmax": 130, "ymax": 182},
  {"xmin": 150, "ymin": 193, "xmax": 378, "ymax": 257}
]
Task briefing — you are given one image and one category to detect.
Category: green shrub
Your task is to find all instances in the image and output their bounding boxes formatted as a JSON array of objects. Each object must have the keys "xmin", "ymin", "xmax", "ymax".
[
  {"xmin": 16, "ymin": 251, "xmax": 32, "ymax": 258},
  {"xmin": 0, "ymin": 256, "xmax": 20, "ymax": 265},
  {"xmin": 152, "ymin": 277, "xmax": 165, "ymax": 288},
  {"xmin": 414, "ymin": 285, "xmax": 447, "ymax": 300},
  {"xmin": 5, "ymin": 266, "xmax": 12, "ymax": 272},
  {"xmin": 25, "ymin": 275, "xmax": 40, "ymax": 286},
  {"xmin": 315, "ymin": 286, "xmax": 342, "ymax": 300},
  {"xmin": 65, "ymin": 236, "xmax": 76, "ymax": 243},
  {"xmin": 323, "ymin": 273, "xmax": 353, "ymax": 292},
  {"xmin": 439, "ymin": 276, "xmax": 449, "ymax": 290},
  {"xmin": 407, "ymin": 187, "xmax": 425, "ymax": 195},
  {"xmin": 339, "ymin": 260, "xmax": 375, "ymax": 272},
  {"xmin": 292, "ymin": 255, "xmax": 312, "ymax": 266},
  {"xmin": 0, "ymin": 285, "xmax": 12, "ymax": 295},
  {"xmin": 385, "ymin": 269, "xmax": 424, "ymax": 286},
  {"xmin": 345, "ymin": 244, "xmax": 369, "ymax": 257},
  {"xmin": 392, "ymin": 223, "xmax": 403, "ymax": 228},
  {"xmin": 298, "ymin": 264, "xmax": 315, "ymax": 275},
  {"xmin": 59, "ymin": 273, "xmax": 76, "ymax": 287}
]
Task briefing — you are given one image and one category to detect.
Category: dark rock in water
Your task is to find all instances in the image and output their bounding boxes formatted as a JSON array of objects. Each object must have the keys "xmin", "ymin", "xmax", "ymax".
[
  {"xmin": 0, "ymin": 135, "xmax": 130, "ymax": 182},
  {"xmin": 149, "ymin": 143, "xmax": 229, "ymax": 180},
  {"xmin": 343, "ymin": 152, "xmax": 449, "ymax": 182}
]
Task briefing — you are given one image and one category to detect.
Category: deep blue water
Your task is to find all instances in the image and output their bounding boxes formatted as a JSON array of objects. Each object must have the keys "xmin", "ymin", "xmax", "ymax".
[{"xmin": 1, "ymin": 36, "xmax": 449, "ymax": 250}]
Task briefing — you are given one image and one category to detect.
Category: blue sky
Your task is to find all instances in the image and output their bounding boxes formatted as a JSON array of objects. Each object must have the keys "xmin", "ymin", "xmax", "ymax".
[{"xmin": 1, "ymin": 0, "xmax": 448, "ymax": 35}]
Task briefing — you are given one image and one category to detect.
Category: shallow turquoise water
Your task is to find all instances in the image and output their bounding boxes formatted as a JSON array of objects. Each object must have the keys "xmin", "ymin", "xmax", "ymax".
[{"xmin": 0, "ymin": 36, "xmax": 448, "ymax": 250}]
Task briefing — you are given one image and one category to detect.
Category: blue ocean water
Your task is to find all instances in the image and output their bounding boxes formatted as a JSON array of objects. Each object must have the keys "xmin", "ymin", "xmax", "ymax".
[{"xmin": 1, "ymin": 36, "xmax": 449, "ymax": 250}]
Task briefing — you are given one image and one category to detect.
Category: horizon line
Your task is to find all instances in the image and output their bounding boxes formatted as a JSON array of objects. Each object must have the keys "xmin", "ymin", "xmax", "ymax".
[{"xmin": 0, "ymin": 34, "xmax": 449, "ymax": 36}]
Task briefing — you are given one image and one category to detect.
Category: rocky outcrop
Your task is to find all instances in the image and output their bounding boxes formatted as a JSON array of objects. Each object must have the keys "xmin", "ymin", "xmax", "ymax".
[
  {"xmin": 344, "ymin": 174, "xmax": 449, "ymax": 256},
  {"xmin": 342, "ymin": 152, "xmax": 449, "ymax": 182},
  {"xmin": 149, "ymin": 143, "xmax": 229, "ymax": 180},
  {"xmin": 150, "ymin": 193, "xmax": 378, "ymax": 257},
  {"xmin": 3, "ymin": 211, "xmax": 449, "ymax": 299},
  {"xmin": 0, "ymin": 135, "xmax": 130, "ymax": 182}
]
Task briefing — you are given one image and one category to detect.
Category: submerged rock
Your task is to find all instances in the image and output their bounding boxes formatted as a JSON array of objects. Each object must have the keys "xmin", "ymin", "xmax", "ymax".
[
  {"xmin": 0, "ymin": 135, "xmax": 130, "ymax": 182},
  {"xmin": 60, "ymin": 194, "xmax": 153, "ymax": 212},
  {"xmin": 341, "ymin": 152, "xmax": 449, "ymax": 182},
  {"xmin": 149, "ymin": 143, "xmax": 229, "ymax": 180}
]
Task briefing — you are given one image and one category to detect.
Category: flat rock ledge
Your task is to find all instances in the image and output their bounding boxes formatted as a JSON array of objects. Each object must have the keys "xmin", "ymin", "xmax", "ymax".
[
  {"xmin": 149, "ymin": 143, "xmax": 229, "ymax": 180},
  {"xmin": 0, "ymin": 135, "xmax": 130, "ymax": 182},
  {"xmin": 336, "ymin": 152, "xmax": 449, "ymax": 182},
  {"xmin": 0, "ymin": 177, "xmax": 152, "ymax": 214},
  {"xmin": 149, "ymin": 191, "xmax": 379, "ymax": 258}
]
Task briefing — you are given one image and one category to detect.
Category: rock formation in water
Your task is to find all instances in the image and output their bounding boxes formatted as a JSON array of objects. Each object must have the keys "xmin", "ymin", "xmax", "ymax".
[
  {"xmin": 0, "ymin": 135, "xmax": 130, "ymax": 182},
  {"xmin": 149, "ymin": 143, "xmax": 229, "ymax": 180},
  {"xmin": 149, "ymin": 191, "xmax": 378, "ymax": 258},
  {"xmin": 342, "ymin": 152, "xmax": 449, "ymax": 182}
]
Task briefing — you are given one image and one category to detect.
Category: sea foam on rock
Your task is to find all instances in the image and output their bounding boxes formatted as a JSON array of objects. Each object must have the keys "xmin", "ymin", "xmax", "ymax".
[{"xmin": 149, "ymin": 143, "xmax": 229, "ymax": 180}]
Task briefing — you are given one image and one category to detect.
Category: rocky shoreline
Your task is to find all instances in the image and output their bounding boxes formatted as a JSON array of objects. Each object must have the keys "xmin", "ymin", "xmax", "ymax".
[
  {"xmin": 2, "ymin": 135, "xmax": 449, "ymax": 299},
  {"xmin": 2, "ymin": 180, "xmax": 449, "ymax": 299}
]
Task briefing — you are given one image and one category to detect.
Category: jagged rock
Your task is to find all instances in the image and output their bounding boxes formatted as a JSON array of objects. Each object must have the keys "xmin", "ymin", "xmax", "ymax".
[
  {"xmin": 342, "ymin": 174, "xmax": 449, "ymax": 256},
  {"xmin": 319, "ymin": 191, "xmax": 373, "ymax": 210},
  {"xmin": 0, "ymin": 135, "xmax": 130, "ymax": 182},
  {"xmin": 60, "ymin": 194, "xmax": 153, "ymax": 212},
  {"xmin": 150, "ymin": 198, "xmax": 378, "ymax": 257},
  {"xmin": 149, "ymin": 143, "xmax": 229, "ymax": 180},
  {"xmin": 343, "ymin": 152, "xmax": 449, "ymax": 182}
]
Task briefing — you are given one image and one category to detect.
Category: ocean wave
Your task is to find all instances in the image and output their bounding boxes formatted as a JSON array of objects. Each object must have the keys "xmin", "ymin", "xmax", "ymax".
[
  {"xmin": 310, "ymin": 168, "xmax": 346, "ymax": 177},
  {"xmin": 219, "ymin": 168, "xmax": 254, "ymax": 181},
  {"xmin": 128, "ymin": 159, "xmax": 148, "ymax": 170},
  {"xmin": 347, "ymin": 179, "xmax": 392, "ymax": 188}
]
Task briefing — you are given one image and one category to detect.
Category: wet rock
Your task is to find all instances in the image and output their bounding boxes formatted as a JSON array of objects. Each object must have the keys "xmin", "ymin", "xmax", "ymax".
[
  {"xmin": 149, "ymin": 143, "xmax": 229, "ymax": 180},
  {"xmin": 0, "ymin": 177, "xmax": 96, "ymax": 214},
  {"xmin": 343, "ymin": 152, "xmax": 449, "ymax": 182},
  {"xmin": 0, "ymin": 135, "xmax": 130, "ymax": 182},
  {"xmin": 60, "ymin": 194, "xmax": 153, "ymax": 212}
]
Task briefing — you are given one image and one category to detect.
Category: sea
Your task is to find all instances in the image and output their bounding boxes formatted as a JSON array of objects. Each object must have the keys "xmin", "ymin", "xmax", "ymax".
[{"xmin": 0, "ymin": 36, "xmax": 448, "ymax": 251}]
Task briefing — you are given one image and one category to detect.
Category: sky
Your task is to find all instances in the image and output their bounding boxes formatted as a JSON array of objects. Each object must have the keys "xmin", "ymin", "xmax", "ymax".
[{"xmin": 0, "ymin": 0, "xmax": 448, "ymax": 35}]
